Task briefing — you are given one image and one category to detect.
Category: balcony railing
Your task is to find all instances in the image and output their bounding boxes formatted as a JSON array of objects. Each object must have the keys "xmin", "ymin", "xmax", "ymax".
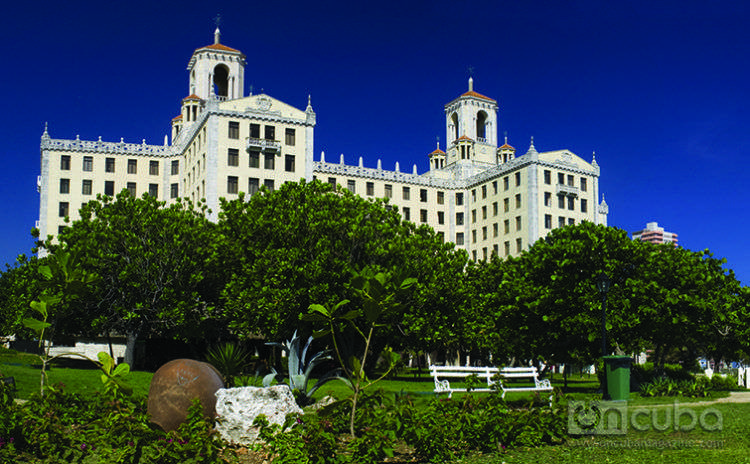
[
  {"xmin": 556, "ymin": 183, "xmax": 579, "ymax": 197},
  {"xmin": 246, "ymin": 137, "xmax": 281, "ymax": 152}
]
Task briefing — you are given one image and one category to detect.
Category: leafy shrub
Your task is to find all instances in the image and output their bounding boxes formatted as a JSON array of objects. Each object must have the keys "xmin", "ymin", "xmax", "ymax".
[
  {"xmin": 639, "ymin": 377, "xmax": 710, "ymax": 398},
  {"xmin": 709, "ymin": 374, "xmax": 741, "ymax": 391}
]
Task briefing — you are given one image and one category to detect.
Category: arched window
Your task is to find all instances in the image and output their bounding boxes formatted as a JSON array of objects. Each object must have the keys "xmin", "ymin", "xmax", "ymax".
[
  {"xmin": 476, "ymin": 111, "xmax": 487, "ymax": 140},
  {"xmin": 451, "ymin": 113, "xmax": 459, "ymax": 141},
  {"xmin": 213, "ymin": 64, "xmax": 229, "ymax": 97}
]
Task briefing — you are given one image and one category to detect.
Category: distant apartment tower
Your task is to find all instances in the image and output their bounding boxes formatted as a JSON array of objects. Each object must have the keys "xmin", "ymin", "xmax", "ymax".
[{"xmin": 632, "ymin": 222, "xmax": 678, "ymax": 246}]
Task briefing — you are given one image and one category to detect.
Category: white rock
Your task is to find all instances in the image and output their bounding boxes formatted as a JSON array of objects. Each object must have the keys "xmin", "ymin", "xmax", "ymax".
[{"xmin": 214, "ymin": 385, "xmax": 303, "ymax": 445}]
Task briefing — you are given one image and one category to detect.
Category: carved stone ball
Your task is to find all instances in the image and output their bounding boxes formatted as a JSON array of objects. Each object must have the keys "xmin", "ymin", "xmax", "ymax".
[{"xmin": 147, "ymin": 358, "xmax": 224, "ymax": 432}]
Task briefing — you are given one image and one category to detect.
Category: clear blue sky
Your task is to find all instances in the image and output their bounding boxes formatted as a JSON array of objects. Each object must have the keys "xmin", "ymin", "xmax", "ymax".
[{"xmin": 1, "ymin": 1, "xmax": 748, "ymax": 284}]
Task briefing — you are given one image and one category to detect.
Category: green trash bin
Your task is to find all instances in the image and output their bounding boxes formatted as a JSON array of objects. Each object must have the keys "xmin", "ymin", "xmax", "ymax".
[{"xmin": 603, "ymin": 356, "xmax": 631, "ymax": 401}]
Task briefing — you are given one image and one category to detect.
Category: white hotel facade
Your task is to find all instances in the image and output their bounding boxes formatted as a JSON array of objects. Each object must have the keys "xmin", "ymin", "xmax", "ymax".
[{"xmin": 38, "ymin": 30, "xmax": 608, "ymax": 260}]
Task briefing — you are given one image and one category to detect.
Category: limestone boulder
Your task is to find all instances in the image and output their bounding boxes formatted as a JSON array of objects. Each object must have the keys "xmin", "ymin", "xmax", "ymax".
[
  {"xmin": 147, "ymin": 359, "xmax": 224, "ymax": 432},
  {"xmin": 215, "ymin": 385, "xmax": 303, "ymax": 445}
]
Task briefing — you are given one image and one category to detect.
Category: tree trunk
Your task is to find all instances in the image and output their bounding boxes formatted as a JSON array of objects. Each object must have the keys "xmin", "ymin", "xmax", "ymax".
[{"xmin": 124, "ymin": 331, "xmax": 139, "ymax": 367}]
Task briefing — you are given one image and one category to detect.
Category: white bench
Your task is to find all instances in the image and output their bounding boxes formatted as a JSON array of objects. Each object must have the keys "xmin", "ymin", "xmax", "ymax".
[
  {"xmin": 429, "ymin": 365, "xmax": 553, "ymax": 399},
  {"xmin": 497, "ymin": 367, "xmax": 553, "ymax": 399},
  {"xmin": 429, "ymin": 365, "xmax": 500, "ymax": 397}
]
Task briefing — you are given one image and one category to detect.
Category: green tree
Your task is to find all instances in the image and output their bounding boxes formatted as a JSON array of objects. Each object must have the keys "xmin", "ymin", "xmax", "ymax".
[
  {"xmin": 0, "ymin": 255, "xmax": 44, "ymax": 337},
  {"xmin": 467, "ymin": 222, "xmax": 644, "ymax": 368},
  {"xmin": 218, "ymin": 179, "xmax": 467, "ymax": 353},
  {"xmin": 42, "ymin": 191, "xmax": 222, "ymax": 366}
]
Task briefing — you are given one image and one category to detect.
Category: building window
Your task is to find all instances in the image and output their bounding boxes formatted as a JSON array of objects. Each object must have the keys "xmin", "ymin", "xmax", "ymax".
[
  {"xmin": 127, "ymin": 182, "xmax": 136, "ymax": 196},
  {"xmin": 170, "ymin": 183, "xmax": 178, "ymax": 198},
  {"xmin": 504, "ymin": 219, "xmax": 510, "ymax": 234},
  {"xmin": 59, "ymin": 178, "xmax": 70, "ymax": 194},
  {"xmin": 347, "ymin": 179, "xmax": 356, "ymax": 193},
  {"xmin": 127, "ymin": 159, "xmax": 137, "ymax": 174},
  {"xmin": 581, "ymin": 177, "xmax": 588, "ymax": 192},
  {"xmin": 503, "ymin": 176, "xmax": 509, "ymax": 191},
  {"xmin": 437, "ymin": 191, "xmax": 444, "ymax": 205},
  {"xmin": 228, "ymin": 121, "xmax": 240, "ymax": 139},
  {"xmin": 106, "ymin": 158, "xmax": 115, "ymax": 173},
  {"xmin": 456, "ymin": 212, "xmax": 464, "ymax": 225},
  {"xmin": 568, "ymin": 174, "xmax": 574, "ymax": 186},
  {"xmin": 516, "ymin": 172, "xmax": 522, "ymax": 187},
  {"xmin": 472, "ymin": 230, "xmax": 477, "ymax": 243},
  {"xmin": 482, "ymin": 247, "xmax": 488, "ymax": 261},
  {"xmin": 503, "ymin": 198, "xmax": 509, "ymax": 212},
  {"xmin": 481, "ymin": 185, "xmax": 487, "ymax": 199},
  {"xmin": 492, "ymin": 181, "xmax": 498, "ymax": 195},
  {"xmin": 559, "ymin": 216, "xmax": 566, "ymax": 228},
  {"xmin": 82, "ymin": 179, "xmax": 92, "ymax": 195},
  {"xmin": 264, "ymin": 179, "xmax": 275, "ymax": 191},
  {"xmin": 328, "ymin": 177, "xmax": 336, "ymax": 189},
  {"xmin": 83, "ymin": 156, "xmax": 93, "ymax": 172},
  {"xmin": 105, "ymin": 181, "xmax": 115, "ymax": 196},
  {"xmin": 227, "ymin": 176, "xmax": 238, "ymax": 194},
  {"xmin": 558, "ymin": 195, "xmax": 566, "ymax": 208},
  {"xmin": 568, "ymin": 196, "xmax": 575, "ymax": 210},
  {"xmin": 493, "ymin": 244, "xmax": 498, "ymax": 256},
  {"xmin": 438, "ymin": 211, "xmax": 445, "ymax": 225},
  {"xmin": 420, "ymin": 209, "xmax": 428, "ymax": 223},
  {"xmin": 545, "ymin": 214, "xmax": 552, "ymax": 229},
  {"xmin": 171, "ymin": 160, "xmax": 179, "ymax": 175},
  {"xmin": 149, "ymin": 183, "xmax": 158, "ymax": 197},
  {"xmin": 482, "ymin": 206, "xmax": 487, "ymax": 219},
  {"xmin": 264, "ymin": 125, "xmax": 275, "ymax": 141},
  {"xmin": 248, "ymin": 178, "xmax": 259, "ymax": 195},
  {"xmin": 493, "ymin": 202, "xmax": 498, "ymax": 216},
  {"xmin": 493, "ymin": 223, "xmax": 499, "ymax": 237},
  {"xmin": 420, "ymin": 189, "xmax": 428, "ymax": 202},
  {"xmin": 544, "ymin": 170, "xmax": 551, "ymax": 185},
  {"xmin": 581, "ymin": 198, "xmax": 588, "ymax": 213},
  {"xmin": 544, "ymin": 192, "xmax": 552, "ymax": 207},
  {"xmin": 471, "ymin": 210, "xmax": 476, "ymax": 223},
  {"xmin": 482, "ymin": 226, "xmax": 487, "ymax": 240},
  {"xmin": 403, "ymin": 207, "xmax": 410, "ymax": 221},
  {"xmin": 249, "ymin": 123, "xmax": 260, "ymax": 139},
  {"xmin": 228, "ymin": 149, "xmax": 239, "ymax": 166},
  {"xmin": 384, "ymin": 184, "xmax": 392, "ymax": 198},
  {"xmin": 148, "ymin": 160, "xmax": 159, "ymax": 175},
  {"xmin": 471, "ymin": 189, "xmax": 476, "ymax": 202},
  {"xmin": 61, "ymin": 155, "xmax": 71, "ymax": 171},
  {"xmin": 285, "ymin": 155, "xmax": 295, "ymax": 172},
  {"xmin": 456, "ymin": 233, "xmax": 464, "ymax": 245},
  {"xmin": 366, "ymin": 182, "xmax": 374, "ymax": 196},
  {"xmin": 402, "ymin": 186, "xmax": 410, "ymax": 200},
  {"xmin": 456, "ymin": 192, "xmax": 464, "ymax": 205},
  {"xmin": 264, "ymin": 152, "xmax": 275, "ymax": 170},
  {"xmin": 58, "ymin": 202, "xmax": 69, "ymax": 217},
  {"xmin": 516, "ymin": 216, "xmax": 522, "ymax": 231},
  {"xmin": 515, "ymin": 194, "xmax": 522, "ymax": 208},
  {"xmin": 285, "ymin": 128, "xmax": 295, "ymax": 146},
  {"xmin": 568, "ymin": 218, "xmax": 575, "ymax": 225},
  {"xmin": 558, "ymin": 173, "xmax": 565, "ymax": 185},
  {"xmin": 516, "ymin": 238, "xmax": 523, "ymax": 253},
  {"xmin": 504, "ymin": 241, "xmax": 510, "ymax": 256},
  {"xmin": 249, "ymin": 150, "xmax": 260, "ymax": 168},
  {"xmin": 438, "ymin": 232, "xmax": 445, "ymax": 242}
]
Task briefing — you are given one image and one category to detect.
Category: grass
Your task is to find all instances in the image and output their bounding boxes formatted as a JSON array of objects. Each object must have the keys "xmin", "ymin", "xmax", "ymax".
[
  {"xmin": 3, "ymin": 348, "xmax": 748, "ymax": 462},
  {"xmin": 0, "ymin": 347, "xmax": 153, "ymax": 399}
]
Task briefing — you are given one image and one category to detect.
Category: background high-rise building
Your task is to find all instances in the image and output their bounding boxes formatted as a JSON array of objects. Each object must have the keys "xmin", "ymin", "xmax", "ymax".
[{"xmin": 632, "ymin": 222, "xmax": 678, "ymax": 246}]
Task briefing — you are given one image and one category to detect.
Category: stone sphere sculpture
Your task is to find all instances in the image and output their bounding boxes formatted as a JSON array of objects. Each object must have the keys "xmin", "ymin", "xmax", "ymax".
[{"xmin": 147, "ymin": 358, "xmax": 224, "ymax": 431}]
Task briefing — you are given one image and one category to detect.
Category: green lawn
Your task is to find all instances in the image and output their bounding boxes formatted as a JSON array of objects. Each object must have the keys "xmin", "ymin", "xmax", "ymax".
[{"xmin": 3, "ymin": 348, "xmax": 748, "ymax": 462}]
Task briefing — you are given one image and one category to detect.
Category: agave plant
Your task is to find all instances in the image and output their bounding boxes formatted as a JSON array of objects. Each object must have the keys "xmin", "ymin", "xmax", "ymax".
[{"xmin": 266, "ymin": 330, "xmax": 343, "ymax": 405}]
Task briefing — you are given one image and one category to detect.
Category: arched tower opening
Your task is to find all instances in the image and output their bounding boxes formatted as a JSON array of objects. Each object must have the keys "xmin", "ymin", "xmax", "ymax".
[
  {"xmin": 476, "ymin": 111, "xmax": 487, "ymax": 140},
  {"xmin": 451, "ymin": 112, "xmax": 459, "ymax": 140},
  {"xmin": 213, "ymin": 64, "xmax": 229, "ymax": 97}
]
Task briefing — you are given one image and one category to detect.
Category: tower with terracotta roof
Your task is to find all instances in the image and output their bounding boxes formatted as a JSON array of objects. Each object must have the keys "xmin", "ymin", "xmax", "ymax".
[
  {"xmin": 187, "ymin": 27, "xmax": 246, "ymax": 101},
  {"xmin": 443, "ymin": 77, "xmax": 499, "ymax": 166}
]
